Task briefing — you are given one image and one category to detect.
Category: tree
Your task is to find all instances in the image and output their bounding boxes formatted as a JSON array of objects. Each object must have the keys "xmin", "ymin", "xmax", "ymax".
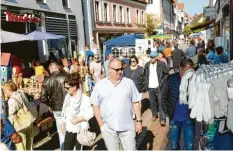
[
  {"xmin": 137, "ymin": 14, "xmax": 160, "ymax": 38},
  {"xmin": 184, "ymin": 25, "xmax": 192, "ymax": 36}
]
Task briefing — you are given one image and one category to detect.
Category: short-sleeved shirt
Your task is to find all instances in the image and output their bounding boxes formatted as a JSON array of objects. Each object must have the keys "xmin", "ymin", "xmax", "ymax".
[
  {"xmin": 0, "ymin": 115, "xmax": 16, "ymax": 150},
  {"xmin": 90, "ymin": 77, "xmax": 140, "ymax": 131}
]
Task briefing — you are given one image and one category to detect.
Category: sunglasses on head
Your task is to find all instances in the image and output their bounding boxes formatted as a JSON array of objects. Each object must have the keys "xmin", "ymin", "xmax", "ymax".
[{"xmin": 110, "ymin": 67, "xmax": 124, "ymax": 72}]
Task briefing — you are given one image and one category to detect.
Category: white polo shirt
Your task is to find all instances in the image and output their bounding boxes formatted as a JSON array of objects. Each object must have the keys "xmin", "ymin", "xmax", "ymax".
[{"xmin": 149, "ymin": 62, "xmax": 159, "ymax": 88}]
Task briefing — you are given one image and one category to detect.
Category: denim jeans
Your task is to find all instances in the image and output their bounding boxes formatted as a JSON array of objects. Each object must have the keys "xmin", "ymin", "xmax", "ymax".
[
  {"xmin": 53, "ymin": 111, "xmax": 64, "ymax": 150},
  {"xmin": 169, "ymin": 119, "xmax": 195, "ymax": 150},
  {"xmin": 148, "ymin": 88, "xmax": 166, "ymax": 121},
  {"xmin": 101, "ymin": 124, "xmax": 136, "ymax": 150}
]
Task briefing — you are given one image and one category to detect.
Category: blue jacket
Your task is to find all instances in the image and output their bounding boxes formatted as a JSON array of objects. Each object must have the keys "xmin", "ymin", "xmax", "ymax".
[{"xmin": 165, "ymin": 73, "xmax": 181, "ymax": 119}]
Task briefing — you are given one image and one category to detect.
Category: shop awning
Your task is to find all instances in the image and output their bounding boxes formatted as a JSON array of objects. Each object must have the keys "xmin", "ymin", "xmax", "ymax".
[{"xmin": 190, "ymin": 19, "xmax": 215, "ymax": 31}]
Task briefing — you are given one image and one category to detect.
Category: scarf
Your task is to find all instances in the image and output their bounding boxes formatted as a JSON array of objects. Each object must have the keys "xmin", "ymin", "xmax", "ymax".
[{"xmin": 179, "ymin": 69, "xmax": 195, "ymax": 104}]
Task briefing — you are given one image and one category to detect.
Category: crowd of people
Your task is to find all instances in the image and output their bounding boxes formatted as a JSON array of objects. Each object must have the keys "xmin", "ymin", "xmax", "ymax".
[{"xmin": 0, "ymin": 38, "xmax": 231, "ymax": 150}]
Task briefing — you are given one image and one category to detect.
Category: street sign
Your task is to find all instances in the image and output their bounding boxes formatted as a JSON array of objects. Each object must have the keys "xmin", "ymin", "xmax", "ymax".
[{"xmin": 204, "ymin": 7, "xmax": 216, "ymax": 18}]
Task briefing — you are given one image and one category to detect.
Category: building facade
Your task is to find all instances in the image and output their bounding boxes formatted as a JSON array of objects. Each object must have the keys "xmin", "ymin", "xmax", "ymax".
[
  {"xmin": 1, "ymin": 0, "xmax": 85, "ymax": 63},
  {"xmin": 82, "ymin": 0, "xmax": 147, "ymax": 56},
  {"xmin": 146, "ymin": 0, "xmax": 174, "ymax": 34}
]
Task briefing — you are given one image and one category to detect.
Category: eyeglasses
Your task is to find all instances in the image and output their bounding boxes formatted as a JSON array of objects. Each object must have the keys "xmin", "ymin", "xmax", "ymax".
[
  {"xmin": 64, "ymin": 86, "xmax": 72, "ymax": 91},
  {"xmin": 110, "ymin": 67, "xmax": 124, "ymax": 72}
]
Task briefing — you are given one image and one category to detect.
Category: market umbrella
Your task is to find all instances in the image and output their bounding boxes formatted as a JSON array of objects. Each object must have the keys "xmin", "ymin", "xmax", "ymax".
[
  {"xmin": 0, "ymin": 30, "xmax": 32, "ymax": 43},
  {"xmin": 150, "ymin": 33, "xmax": 172, "ymax": 39},
  {"xmin": 25, "ymin": 30, "xmax": 65, "ymax": 40}
]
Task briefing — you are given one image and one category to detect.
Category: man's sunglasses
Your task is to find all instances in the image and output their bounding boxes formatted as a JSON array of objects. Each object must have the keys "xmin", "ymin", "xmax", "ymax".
[{"xmin": 110, "ymin": 67, "xmax": 124, "ymax": 72}]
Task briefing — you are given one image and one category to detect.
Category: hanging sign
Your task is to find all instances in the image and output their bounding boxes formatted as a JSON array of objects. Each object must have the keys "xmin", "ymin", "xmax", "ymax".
[{"xmin": 4, "ymin": 11, "xmax": 41, "ymax": 23}]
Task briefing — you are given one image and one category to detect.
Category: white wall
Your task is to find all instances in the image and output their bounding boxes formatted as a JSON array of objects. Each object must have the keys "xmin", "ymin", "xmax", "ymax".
[{"xmin": 146, "ymin": 0, "xmax": 161, "ymax": 19}]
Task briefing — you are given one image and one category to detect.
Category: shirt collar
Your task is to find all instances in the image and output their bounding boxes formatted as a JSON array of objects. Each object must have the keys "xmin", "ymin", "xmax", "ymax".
[{"xmin": 107, "ymin": 75, "xmax": 124, "ymax": 86}]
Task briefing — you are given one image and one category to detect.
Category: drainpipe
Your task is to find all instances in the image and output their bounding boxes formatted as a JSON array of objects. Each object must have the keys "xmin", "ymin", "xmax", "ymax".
[{"xmin": 230, "ymin": 0, "xmax": 233, "ymax": 60}]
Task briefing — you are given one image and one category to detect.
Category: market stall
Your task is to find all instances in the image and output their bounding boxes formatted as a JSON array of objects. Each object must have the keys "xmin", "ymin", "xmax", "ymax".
[
  {"xmin": 182, "ymin": 62, "xmax": 233, "ymax": 150},
  {"xmin": 103, "ymin": 34, "xmax": 143, "ymax": 60}
]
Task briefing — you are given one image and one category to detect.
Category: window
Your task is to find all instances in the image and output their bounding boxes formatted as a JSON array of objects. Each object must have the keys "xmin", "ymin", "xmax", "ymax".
[
  {"xmin": 148, "ymin": 0, "xmax": 153, "ymax": 4},
  {"xmin": 36, "ymin": 0, "xmax": 45, "ymax": 3},
  {"xmin": 119, "ymin": 6, "xmax": 124, "ymax": 23},
  {"xmin": 103, "ymin": 2, "xmax": 109, "ymax": 22},
  {"xmin": 95, "ymin": 1, "xmax": 101, "ymax": 21},
  {"xmin": 113, "ymin": 5, "xmax": 117, "ymax": 23},
  {"xmin": 62, "ymin": 0, "xmax": 69, "ymax": 8},
  {"xmin": 126, "ymin": 7, "xmax": 131, "ymax": 24},
  {"xmin": 141, "ymin": 11, "xmax": 144, "ymax": 24},
  {"xmin": 136, "ymin": 10, "xmax": 140, "ymax": 24}
]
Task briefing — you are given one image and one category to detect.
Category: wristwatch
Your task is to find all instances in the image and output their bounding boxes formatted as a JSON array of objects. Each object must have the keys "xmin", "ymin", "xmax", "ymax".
[{"xmin": 136, "ymin": 120, "xmax": 142, "ymax": 123}]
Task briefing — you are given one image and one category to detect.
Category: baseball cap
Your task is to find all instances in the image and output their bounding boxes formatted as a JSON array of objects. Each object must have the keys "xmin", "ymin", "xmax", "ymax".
[{"xmin": 150, "ymin": 51, "xmax": 159, "ymax": 58}]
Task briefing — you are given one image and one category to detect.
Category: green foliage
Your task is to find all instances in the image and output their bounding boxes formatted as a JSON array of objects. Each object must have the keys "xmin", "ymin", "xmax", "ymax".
[
  {"xmin": 184, "ymin": 18, "xmax": 207, "ymax": 36},
  {"xmin": 136, "ymin": 14, "xmax": 159, "ymax": 38}
]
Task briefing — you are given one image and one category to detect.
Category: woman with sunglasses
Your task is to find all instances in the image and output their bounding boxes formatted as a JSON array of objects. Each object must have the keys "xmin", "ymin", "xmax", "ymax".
[
  {"xmin": 123, "ymin": 55, "xmax": 145, "ymax": 113},
  {"xmin": 61, "ymin": 73, "xmax": 93, "ymax": 150}
]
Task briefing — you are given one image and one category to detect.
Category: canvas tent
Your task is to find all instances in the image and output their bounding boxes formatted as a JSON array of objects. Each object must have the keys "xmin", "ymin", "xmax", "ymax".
[{"xmin": 103, "ymin": 34, "xmax": 143, "ymax": 60}]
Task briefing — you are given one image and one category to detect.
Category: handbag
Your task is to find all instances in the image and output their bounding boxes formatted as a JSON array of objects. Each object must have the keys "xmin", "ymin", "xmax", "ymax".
[
  {"xmin": 11, "ymin": 97, "xmax": 36, "ymax": 132},
  {"xmin": 77, "ymin": 129, "xmax": 96, "ymax": 146},
  {"xmin": 76, "ymin": 94, "xmax": 96, "ymax": 146}
]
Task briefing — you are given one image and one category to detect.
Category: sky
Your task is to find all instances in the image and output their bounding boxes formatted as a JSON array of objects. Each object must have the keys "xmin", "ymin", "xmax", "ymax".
[{"xmin": 178, "ymin": 0, "xmax": 209, "ymax": 16}]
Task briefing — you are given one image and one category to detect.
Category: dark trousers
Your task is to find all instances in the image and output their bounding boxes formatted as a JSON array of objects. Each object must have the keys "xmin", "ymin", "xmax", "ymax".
[
  {"xmin": 148, "ymin": 88, "xmax": 166, "ymax": 121},
  {"xmin": 169, "ymin": 119, "xmax": 195, "ymax": 150},
  {"xmin": 64, "ymin": 131, "xmax": 89, "ymax": 150}
]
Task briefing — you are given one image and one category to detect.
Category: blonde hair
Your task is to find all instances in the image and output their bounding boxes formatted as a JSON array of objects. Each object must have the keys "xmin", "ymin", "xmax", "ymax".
[{"xmin": 2, "ymin": 81, "xmax": 18, "ymax": 92}]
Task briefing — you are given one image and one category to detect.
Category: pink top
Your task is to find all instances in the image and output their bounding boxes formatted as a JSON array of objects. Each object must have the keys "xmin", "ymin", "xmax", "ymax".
[
  {"xmin": 89, "ymin": 62, "xmax": 102, "ymax": 82},
  {"xmin": 159, "ymin": 58, "xmax": 167, "ymax": 65}
]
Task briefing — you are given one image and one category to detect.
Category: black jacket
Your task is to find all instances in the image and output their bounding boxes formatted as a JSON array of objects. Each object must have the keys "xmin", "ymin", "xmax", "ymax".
[
  {"xmin": 144, "ymin": 60, "xmax": 169, "ymax": 90},
  {"xmin": 172, "ymin": 49, "xmax": 186, "ymax": 67},
  {"xmin": 144, "ymin": 60, "xmax": 169, "ymax": 113},
  {"xmin": 164, "ymin": 73, "xmax": 181, "ymax": 119},
  {"xmin": 41, "ymin": 71, "xmax": 68, "ymax": 111}
]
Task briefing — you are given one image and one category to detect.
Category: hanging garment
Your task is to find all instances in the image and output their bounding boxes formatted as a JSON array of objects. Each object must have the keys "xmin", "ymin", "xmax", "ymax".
[
  {"xmin": 227, "ymin": 87, "xmax": 233, "ymax": 132},
  {"xmin": 179, "ymin": 69, "xmax": 195, "ymax": 105}
]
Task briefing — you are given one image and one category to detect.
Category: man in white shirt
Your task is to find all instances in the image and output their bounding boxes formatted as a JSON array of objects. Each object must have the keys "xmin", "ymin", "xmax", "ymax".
[
  {"xmin": 91, "ymin": 59, "xmax": 142, "ymax": 150},
  {"xmin": 144, "ymin": 51, "xmax": 169, "ymax": 126}
]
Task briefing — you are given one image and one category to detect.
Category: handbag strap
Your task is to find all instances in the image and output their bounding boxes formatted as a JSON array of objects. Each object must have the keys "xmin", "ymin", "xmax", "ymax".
[{"xmin": 131, "ymin": 67, "xmax": 138, "ymax": 78}]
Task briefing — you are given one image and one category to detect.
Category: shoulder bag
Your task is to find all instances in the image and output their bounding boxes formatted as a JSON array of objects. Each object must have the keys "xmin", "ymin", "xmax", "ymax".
[
  {"xmin": 10, "ymin": 96, "xmax": 36, "ymax": 132},
  {"xmin": 76, "ymin": 95, "xmax": 96, "ymax": 146}
]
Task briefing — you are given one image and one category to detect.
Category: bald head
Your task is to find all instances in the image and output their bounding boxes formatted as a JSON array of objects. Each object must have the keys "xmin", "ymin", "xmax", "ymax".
[
  {"xmin": 109, "ymin": 58, "xmax": 122, "ymax": 68},
  {"xmin": 108, "ymin": 53, "xmax": 114, "ymax": 60},
  {"xmin": 49, "ymin": 62, "xmax": 59, "ymax": 73}
]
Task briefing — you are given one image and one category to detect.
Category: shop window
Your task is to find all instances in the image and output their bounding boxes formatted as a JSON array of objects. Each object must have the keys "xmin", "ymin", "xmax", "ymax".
[
  {"xmin": 126, "ymin": 7, "xmax": 131, "ymax": 24},
  {"xmin": 36, "ymin": 0, "xmax": 46, "ymax": 3},
  {"xmin": 62, "ymin": 0, "xmax": 69, "ymax": 8}
]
